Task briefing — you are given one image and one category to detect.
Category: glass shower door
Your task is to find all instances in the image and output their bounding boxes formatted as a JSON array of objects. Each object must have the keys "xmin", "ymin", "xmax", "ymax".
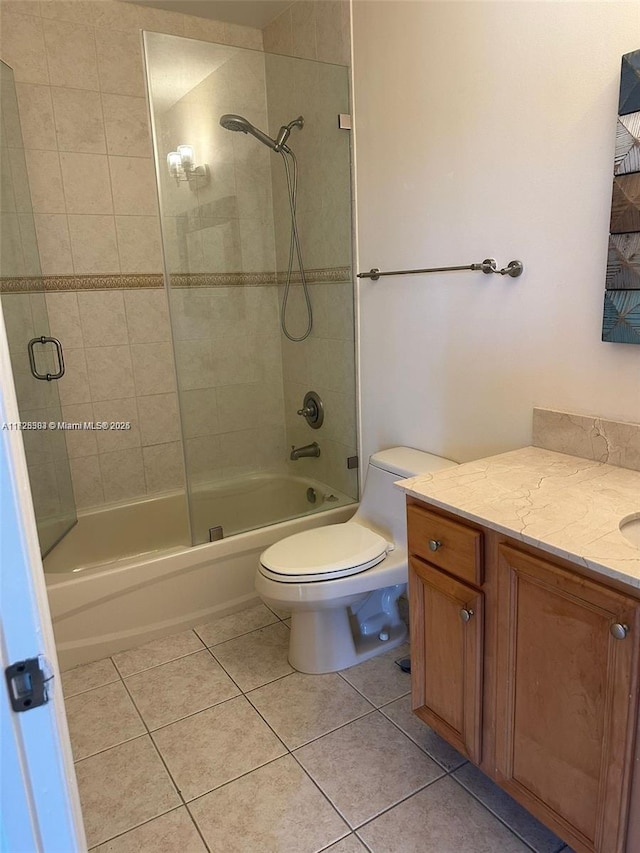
[
  {"xmin": 144, "ymin": 33, "xmax": 358, "ymax": 545},
  {"xmin": 0, "ymin": 60, "xmax": 77, "ymax": 556}
]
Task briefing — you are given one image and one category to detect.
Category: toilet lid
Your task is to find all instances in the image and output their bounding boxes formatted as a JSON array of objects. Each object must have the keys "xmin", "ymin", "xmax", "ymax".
[{"xmin": 260, "ymin": 523, "xmax": 390, "ymax": 582}]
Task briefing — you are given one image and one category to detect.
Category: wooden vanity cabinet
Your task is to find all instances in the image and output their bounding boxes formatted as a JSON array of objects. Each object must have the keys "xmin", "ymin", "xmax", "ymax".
[
  {"xmin": 407, "ymin": 502, "xmax": 485, "ymax": 764},
  {"xmin": 407, "ymin": 497, "xmax": 640, "ymax": 853},
  {"xmin": 409, "ymin": 556, "xmax": 484, "ymax": 763}
]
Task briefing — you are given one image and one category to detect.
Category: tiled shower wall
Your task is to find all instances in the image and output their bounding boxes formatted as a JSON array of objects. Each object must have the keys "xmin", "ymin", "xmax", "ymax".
[
  {"xmin": 1, "ymin": 0, "xmax": 355, "ymax": 511},
  {"xmin": 0, "ymin": 0, "xmax": 265, "ymax": 509},
  {"xmin": 151, "ymin": 38, "xmax": 285, "ymax": 485},
  {"xmin": 263, "ymin": 50, "xmax": 357, "ymax": 497}
]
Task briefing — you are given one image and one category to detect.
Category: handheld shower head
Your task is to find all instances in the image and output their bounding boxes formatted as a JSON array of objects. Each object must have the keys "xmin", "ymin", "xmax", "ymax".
[
  {"xmin": 219, "ymin": 113, "xmax": 304, "ymax": 154},
  {"xmin": 219, "ymin": 114, "xmax": 279, "ymax": 151}
]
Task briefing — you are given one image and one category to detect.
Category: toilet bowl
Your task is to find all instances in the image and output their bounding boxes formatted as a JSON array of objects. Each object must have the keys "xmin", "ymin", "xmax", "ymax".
[{"xmin": 256, "ymin": 447, "xmax": 458, "ymax": 673}]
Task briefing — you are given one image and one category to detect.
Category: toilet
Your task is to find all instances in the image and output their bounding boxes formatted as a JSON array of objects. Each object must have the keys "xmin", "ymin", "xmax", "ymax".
[{"xmin": 256, "ymin": 447, "xmax": 458, "ymax": 673}]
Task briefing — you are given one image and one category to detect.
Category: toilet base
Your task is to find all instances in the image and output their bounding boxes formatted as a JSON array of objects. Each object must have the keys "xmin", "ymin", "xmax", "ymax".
[{"xmin": 288, "ymin": 588, "xmax": 408, "ymax": 673}]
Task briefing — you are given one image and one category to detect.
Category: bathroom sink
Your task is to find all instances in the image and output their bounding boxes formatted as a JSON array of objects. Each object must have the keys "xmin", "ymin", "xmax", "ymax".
[{"xmin": 620, "ymin": 515, "xmax": 640, "ymax": 549}]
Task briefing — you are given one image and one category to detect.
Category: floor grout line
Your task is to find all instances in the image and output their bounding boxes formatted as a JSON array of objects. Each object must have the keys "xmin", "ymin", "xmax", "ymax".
[{"xmin": 65, "ymin": 612, "xmax": 558, "ymax": 852}]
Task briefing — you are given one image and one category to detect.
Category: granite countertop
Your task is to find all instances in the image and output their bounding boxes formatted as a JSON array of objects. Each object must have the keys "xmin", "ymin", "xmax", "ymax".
[{"xmin": 397, "ymin": 446, "xmax": 640, "ymax": 589}]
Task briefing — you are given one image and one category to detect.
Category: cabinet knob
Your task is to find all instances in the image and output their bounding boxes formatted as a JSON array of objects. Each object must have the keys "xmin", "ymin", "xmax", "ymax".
[
  {"xmin": 459, "ymin": 608, "xmax": 474, "ymax": 623},
  {"xmin": 428, "ymin": 539, "xmax": 442, "ymax": 552},
  {"xmin": 610, "ymin": 623, "xmax": 629, "ymax": 640}
]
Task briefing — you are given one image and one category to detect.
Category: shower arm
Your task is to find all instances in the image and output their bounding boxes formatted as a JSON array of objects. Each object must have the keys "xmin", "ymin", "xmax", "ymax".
[{"xmin": 357, "ymin": 258, "xmax": 524, "ymax": 280}]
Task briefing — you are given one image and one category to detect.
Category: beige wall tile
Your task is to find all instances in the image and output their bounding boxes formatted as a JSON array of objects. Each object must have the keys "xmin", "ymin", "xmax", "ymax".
[
  {"xmin": 51, "ymin": 87, "xmax": 106, "ymax": 154},
  {"xmin": 109, "ymin": 156, "xmax": 158, "ymax": 216},
  {"xmin": 85, "ymin": 345, "xmax": 135, "ymax": 401},
  {"xmin": 183, "ymin": 15, "xmax": 225, "ymax": 44},
  {"xmin": 99, "ymin": 446, "xmax": 146, "ymax": 502},
  {"xmin": 92, "ymin": 397, "xmax": 141, "ymax": 452},
  {"xmin": 136, "ymin": 5, "xmax": 184, "ymax": 36},
  {"xmin": 60, "ymin": 152, "xmax": 112, "ymax": 214},
  {"xmin": 15, "ymin": 83, "xmax": 56, "ymax": 149},
  {"xmin": 68, "ymin": 214, "xmax": 119, "ymax": 273},
  {"xmin": 1, "ymin": 1, "xmax": 41, "ymax": 15},
  {"xmin": 173, "ymin": 339, "xmax": 214, "ymax": 390},
  {"xmin": 225, "ymin": 22, "xmax": 263, "ymax": 50},
  {"xmin": 185, "ymin": 434, "xmax": 223, "ymax": 483},
  {"xmin": 91, "ymin": 0, "xmax": 140, "ymax": 32},
  {"xmin": 17, "ymin": 211, "xmax": 40, "ymax": 274},
  {"xmin": 0, "ymin": 12, "xmax": 49, "ymax": 84},
  {"xmin": 1, "ymin": 292, "xmax": 34, "ymax": 352},
  {"xmin": 39, "ymin": 0, "xmax": 95, "ymax": 24},
  {"xmin": 262, "ymin": 8, "xmax": 293, "ymax": 56},
  {"xmin": 101, "ymin": 94, "xmax": 151, "ymax": 157},
  {"xmin": 292, "ymin": 2, "xmax": 317, "ymax": 60},
  {"xmin": 137, "ymin": 392, "xmax": 180, "ymax": 446},
  {"xmin": 24, "ymin": 149, "xmax": 65, "ymax": 213},
  {"xmin": 61, "ymin": 402, "xmax": 98, "ymax": 458},
  {"xmin": 123, "ymin": 289, "xmax": 171, "ymax": 344},
  {"xmin": 43, "ymin": 19, "xmax": 99, "ymax": 90},
  {"xmin": 315, "ymin": 1, "xmax": 348, "ymax": 66},
  {"xmin": 34, "ymin": 213, "xmax": 73, "ymax": 273},
  {"xmin": 142, "ymin": 441, "xmax": 185, "ymax": 494},
  {"xmin": 180, "ymin": 387, "xmax": 219, "ymax": 438},
  {"xmin": 77, "ymin": 290, "xmax": 128, "ymax": 346},
  {"xmin": 95, "ymin": 27, "xmax": 145, "ymax": 96},
  {"xmin": 130, "ymin": 341, "xmax": 176, "ymax": 395},
  {"xmin": 115, "ymin": 215, "xmax": 163, "ymax": 273},
  {"xmin": 0, "ymin": 213, "xmax": 25, "ymax": 275},
  {"xmin": 7, "ymin": 148, "xmax": 32, "ymax": 212},
  {"xmin": 45, "ymin": 290, "xmax": 83, "ymax": 348},
  {"xmin": 57, "ymin": 347, "xmax": 91, "ymax": 405},
  {"xmin": 69, "ymin": 453, "xmax": 104, "ymax": 508}
]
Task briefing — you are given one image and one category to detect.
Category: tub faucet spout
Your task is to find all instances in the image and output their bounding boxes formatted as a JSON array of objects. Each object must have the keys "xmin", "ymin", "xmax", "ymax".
[{"xmin": 290, "ymin": 442, "xmax": 320, "ymax": 460}]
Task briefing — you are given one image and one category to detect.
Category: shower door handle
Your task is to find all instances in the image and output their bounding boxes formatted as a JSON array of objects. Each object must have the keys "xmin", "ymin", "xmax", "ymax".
[{"xmin": 27, "ymin": 336, "xmax": 65, "ymax": 381}]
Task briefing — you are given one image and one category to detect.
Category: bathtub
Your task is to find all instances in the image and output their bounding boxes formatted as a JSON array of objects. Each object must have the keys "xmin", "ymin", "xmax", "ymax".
[{"xmin": 45, "ymin": 473, "xmax": 356, "ymax": 669}]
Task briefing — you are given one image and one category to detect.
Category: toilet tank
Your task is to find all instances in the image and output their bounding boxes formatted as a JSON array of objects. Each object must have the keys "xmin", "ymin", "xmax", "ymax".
[{"xmin": 353, "ymin": 447, "xmax": 458, "ymax": 544}]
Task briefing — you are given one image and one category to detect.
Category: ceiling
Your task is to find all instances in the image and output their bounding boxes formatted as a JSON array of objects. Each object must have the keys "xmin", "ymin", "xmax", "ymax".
[{"xmin": 129, "ymin": 0, "xmax": 293, "ymax": 28}]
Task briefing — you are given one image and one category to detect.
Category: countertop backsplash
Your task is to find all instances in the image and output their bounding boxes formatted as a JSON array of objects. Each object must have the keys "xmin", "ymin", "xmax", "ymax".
[{"xmin": 533, "ymin": 407, "xmax": 640, "ymax": 473}]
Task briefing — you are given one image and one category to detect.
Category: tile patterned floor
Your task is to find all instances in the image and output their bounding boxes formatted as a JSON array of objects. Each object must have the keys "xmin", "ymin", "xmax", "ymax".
[{"xmin": 62, "ymin": 602, "xmax": 575, "ymax": 852}]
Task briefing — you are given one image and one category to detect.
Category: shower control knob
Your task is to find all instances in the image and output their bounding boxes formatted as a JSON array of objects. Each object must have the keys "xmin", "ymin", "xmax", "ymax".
[
  {"xmin": 428, "ymin": 539, "xmax": 442, "ymax": 552},
  {"xmin": 297, "ymin": 391, "xmax": 324, "ymax": 429}
]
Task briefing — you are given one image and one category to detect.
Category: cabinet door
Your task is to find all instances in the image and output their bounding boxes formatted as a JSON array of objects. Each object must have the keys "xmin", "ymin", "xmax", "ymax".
[
  {"xmin": 409, "ymin": 556, "xmax": 484, "ymax": 763},
  {"xmin": 495, "ymin": 545, "xmax": 640, "ymax": 853}
]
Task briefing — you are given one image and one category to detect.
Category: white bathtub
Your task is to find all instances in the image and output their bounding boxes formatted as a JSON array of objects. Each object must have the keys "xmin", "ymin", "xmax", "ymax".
[{"xmin": 45, "ymin": 474, "xmax": 356, "ymax": 669}]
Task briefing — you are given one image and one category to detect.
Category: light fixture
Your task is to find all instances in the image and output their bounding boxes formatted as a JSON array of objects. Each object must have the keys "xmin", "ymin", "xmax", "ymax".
[{"xmin": 166, "ymin": 145, "xmax": 209, "ymax": 189}]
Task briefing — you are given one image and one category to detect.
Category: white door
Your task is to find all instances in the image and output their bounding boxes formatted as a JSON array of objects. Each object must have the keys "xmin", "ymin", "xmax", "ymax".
[{"xmin": 0, "ymin": 308, "xmax": 86, "ymax": 852}]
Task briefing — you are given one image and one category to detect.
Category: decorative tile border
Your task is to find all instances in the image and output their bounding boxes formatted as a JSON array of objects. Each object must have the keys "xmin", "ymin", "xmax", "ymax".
[
  {"xmin": 0, "ymin": 267, "xmax": 352, "ymax": 294},
  {"xmin": 0, "ymin": 274, "xmax": 163, "ymax": 294},
  {"xmin": 532, "ymin": 407, "xmax": 640, "ymax": 472}
]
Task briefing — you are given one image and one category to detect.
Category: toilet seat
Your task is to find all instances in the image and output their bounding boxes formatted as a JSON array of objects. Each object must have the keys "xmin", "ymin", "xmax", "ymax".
[{"xmin": 259, "ymin": 523, "xmax": 391, "ymax": 583}]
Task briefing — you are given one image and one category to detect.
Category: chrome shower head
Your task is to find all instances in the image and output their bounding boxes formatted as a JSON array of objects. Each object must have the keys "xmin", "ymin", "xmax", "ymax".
[
  {"xmin": 219, "ymin": 113, "xmax": 279, "ymax": 151},
  {"xmin": 219, "ymin": 113, "xmax": 304, "ymax": 154}
]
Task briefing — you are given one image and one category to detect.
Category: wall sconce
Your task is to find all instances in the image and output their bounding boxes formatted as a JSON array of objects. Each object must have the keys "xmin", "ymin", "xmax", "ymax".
[{"xmin": 166, "ymin": 144, "xmax": 209, "ymax": 189}]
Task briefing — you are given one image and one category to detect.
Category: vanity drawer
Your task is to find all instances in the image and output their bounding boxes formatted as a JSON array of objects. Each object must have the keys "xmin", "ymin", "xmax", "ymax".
[{"xmin": 407, "ymin": 502, "xmax": 483, "ymax": 586}]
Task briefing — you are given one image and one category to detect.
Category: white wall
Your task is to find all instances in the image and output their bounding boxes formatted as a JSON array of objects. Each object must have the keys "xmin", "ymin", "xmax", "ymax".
[{"xmin": 352, "ymin": 0, "xmax": 640, "ymax": 464}]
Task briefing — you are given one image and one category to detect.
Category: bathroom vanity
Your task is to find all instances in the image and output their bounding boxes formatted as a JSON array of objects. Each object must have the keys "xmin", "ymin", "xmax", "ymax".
[{"xmin": 398, "ymin": 447, "xmax": 640, "ymax": 853}]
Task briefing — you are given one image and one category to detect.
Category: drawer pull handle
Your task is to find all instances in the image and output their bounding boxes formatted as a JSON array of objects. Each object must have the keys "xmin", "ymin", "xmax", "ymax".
[
  {"xmin": 610, "ymin": 623, "xmax": 629, "ymax": 640},
  {"xmin": 428, "ymin": 539, "xmax": 442, "ymax": 552},
  {"xmin": 459, "ymin": 608, "xmax": 474, "ymax": 623}
]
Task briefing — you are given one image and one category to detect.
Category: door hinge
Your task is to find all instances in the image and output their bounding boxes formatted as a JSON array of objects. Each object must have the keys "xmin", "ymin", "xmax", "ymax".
[{"xmin": 5, "ymin": 657, "xmax": 50, "ymax": 712}]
